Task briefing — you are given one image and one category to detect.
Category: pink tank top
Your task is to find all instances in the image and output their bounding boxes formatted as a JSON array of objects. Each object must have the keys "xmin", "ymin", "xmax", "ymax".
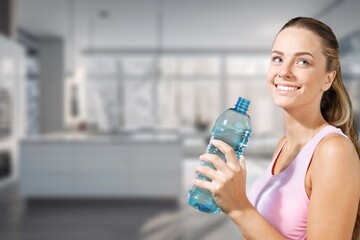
[{"xmin": 248, "ymin": 126, "xmax": 346, "ymax": 240}]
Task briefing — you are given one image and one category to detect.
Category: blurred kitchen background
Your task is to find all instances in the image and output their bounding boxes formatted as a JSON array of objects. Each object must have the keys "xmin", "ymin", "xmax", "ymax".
[{"xmin": 0, "ymin": 0, "xmax": 359, "ymax": 239}]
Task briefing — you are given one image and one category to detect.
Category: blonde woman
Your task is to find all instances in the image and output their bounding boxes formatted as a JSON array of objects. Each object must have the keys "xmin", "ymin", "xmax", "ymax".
[{"xmin": 193, "ymin": 17, "xmax": 360, "ymax": 240}]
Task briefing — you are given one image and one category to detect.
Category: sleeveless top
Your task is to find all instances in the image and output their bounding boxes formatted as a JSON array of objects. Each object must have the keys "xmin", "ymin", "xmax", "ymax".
[{"xmin": 248, "ymin": 126, "xmax": 346, "ymax": 240}]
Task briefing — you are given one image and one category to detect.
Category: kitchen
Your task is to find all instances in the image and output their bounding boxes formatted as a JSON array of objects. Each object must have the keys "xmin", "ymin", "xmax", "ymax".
[{"xmin": 1, "ymin": 0, "xmax": 360, "ymax": 239}]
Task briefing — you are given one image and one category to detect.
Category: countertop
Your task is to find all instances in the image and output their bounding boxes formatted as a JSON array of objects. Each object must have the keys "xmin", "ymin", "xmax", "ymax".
[
  {"xmin": 20, "ymin": 131, "xmax": 182, "ymax": 144},
  {"xmin": 20, "ymin": 131, "xmax": 278, "ymax": 156}
]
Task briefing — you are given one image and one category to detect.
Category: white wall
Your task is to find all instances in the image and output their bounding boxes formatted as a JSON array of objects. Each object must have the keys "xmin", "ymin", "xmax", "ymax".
[
  {"xmin": 320, "ymin": 0, "xmax": 360, "ymax": 39},
  {"xmin": 16, "ymin": 0, "xmax": 359, "ymax": 75},
  {"xmin": 38, "ymin": 38, "xmax": 64, "ymax": 133}
]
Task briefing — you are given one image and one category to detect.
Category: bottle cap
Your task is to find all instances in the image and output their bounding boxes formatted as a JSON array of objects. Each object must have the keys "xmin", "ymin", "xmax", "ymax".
[{"xmin": 234, "ymin": 97, "xmax": 250, "ymax": 113}]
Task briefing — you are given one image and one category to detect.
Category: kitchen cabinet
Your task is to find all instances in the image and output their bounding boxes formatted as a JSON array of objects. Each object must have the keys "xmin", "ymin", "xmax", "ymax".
[{"xmin": 19, "ymin": 134, "xmax": 183, "ymax": 199}]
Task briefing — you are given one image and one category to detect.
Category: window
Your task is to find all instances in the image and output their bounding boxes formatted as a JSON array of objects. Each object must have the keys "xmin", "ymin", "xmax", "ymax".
[{"xmin": 68, "ymin": 50, "xmax": 286, "ymax": 138}]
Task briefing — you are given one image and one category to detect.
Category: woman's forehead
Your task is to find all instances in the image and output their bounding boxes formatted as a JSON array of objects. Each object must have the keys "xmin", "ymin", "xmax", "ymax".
[{"xmin": 272, "ymin": 27, "xmax": 323, "ymax": 55}]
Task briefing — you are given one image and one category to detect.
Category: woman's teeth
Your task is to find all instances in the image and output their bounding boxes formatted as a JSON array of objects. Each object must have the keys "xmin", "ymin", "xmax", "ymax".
[{"xmin": 276, "ymin": 85, "xmax": 299, "ymax": 91}]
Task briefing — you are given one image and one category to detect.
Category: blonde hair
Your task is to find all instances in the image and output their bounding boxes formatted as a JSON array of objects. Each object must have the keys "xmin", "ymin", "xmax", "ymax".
[{"xmin": 280, "ymin": 17, "xmax": 360, "ymax": 240}]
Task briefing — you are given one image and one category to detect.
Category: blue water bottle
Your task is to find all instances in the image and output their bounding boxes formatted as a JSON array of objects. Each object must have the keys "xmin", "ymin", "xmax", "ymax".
[{"xmin": 188, "ymin": 97, "xmax": 252, "ymax": 214}]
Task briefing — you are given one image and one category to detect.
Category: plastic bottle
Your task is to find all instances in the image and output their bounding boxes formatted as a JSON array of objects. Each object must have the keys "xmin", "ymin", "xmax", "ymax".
[{"xmin": 188, "ymin": 97, "xmax": 252, "ymax": 214}]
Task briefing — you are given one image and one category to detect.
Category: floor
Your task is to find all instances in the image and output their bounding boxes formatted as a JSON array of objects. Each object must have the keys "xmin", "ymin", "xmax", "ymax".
[
  {"xmin": 0, "ymin": 158, "xmax": 269, "ymax": 240},
  {"xmin": 0, "ymin": 185, "xmax": 178, "ymax": 240}
]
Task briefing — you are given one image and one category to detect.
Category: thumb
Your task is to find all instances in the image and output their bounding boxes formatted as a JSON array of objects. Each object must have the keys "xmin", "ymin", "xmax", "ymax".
[{"xmin": 239, "ymin": 156, "xmax": 246, "ymax": 170}]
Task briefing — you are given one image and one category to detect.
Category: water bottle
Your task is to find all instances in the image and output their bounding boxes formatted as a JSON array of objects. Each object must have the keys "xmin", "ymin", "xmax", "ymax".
[{"xmin": 188, "ymin": 97, "xmax": 252, "ymax": 214}]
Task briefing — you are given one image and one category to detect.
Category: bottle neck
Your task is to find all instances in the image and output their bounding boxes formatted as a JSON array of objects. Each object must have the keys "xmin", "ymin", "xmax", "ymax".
[{"xmin": 234, "ymin": 97, "xmax": 250, "ymax": 114}]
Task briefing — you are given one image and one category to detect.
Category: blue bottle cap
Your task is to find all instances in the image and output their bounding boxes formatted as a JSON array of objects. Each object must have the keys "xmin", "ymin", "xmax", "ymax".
[{"xmin": 234, "ymin": 97, "xmax": 250, "ymax": 113}]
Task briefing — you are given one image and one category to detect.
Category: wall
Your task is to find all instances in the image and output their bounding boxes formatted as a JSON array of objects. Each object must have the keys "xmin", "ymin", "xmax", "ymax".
[
  {"xmin": 38, "ymin": 38, "xmax": 64, "ymax": 133},
  {"xmin": 16, "ymin": 0, "xmax": 358, "ymax": 75}
]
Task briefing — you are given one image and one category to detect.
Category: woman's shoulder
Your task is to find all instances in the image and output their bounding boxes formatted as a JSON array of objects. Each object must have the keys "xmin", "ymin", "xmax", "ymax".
[
  {"xmin": 316, "ymin": 132, "xmax": 357, "ymax": 160},
  {"xmin": 312, "ymin": 132, "xmax": 360, "ymax": 181}
]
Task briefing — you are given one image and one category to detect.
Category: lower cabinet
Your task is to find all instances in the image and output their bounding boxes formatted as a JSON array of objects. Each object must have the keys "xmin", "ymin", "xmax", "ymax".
[{"xmin": 19, "ymin": 140, "xmax": 183, "ymax": 198}]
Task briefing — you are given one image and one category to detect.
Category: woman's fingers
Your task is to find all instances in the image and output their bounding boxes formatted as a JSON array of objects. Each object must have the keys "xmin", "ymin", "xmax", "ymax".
[
  {"xmin": 195, "ymin": 164, "xmax": 218, "ymax": 180},
  {"xmin": 199, "ymin": 154, "xmax": 229, "ymax": 172},
  {"xmin": 239, "ymin": 156, "xmax": 246, "ymax": 170},
  {"xmin": 211, "ymin": 139, "xmax": 240, "ymax": 170},
  {"xmin": 192, "ymin": 178, "xmax": 212, "ymax": 191}
]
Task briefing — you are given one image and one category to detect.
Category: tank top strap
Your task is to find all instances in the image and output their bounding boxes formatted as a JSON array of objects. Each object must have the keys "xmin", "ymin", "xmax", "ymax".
[
  {"xmin": 308, "ymin": 125, "xmax": 345, "ymax": 150},
  {"xmin": 297, "ymin": 125, "xmax": 346, "ymax": 172},
  {"xmin": 268, "ymin": 139, "xmax": 287, "ymax": 173}
]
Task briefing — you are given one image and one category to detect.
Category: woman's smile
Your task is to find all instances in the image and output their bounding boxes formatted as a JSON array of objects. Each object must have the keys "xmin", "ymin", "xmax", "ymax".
[{"xmin": 274, "ymin": 83, "xmax": 302, "ymax": 94}]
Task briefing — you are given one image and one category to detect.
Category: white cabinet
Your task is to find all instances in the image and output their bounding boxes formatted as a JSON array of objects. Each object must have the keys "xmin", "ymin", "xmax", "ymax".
[
  {"xmin": 20, "ymin": 143, "xmax": 75, "ymax": 196},
  {"xmin": 19, "ymin": 137, "xmax": 183, "ymax": 198},
  {"xmin": 130, "ymin": 144, "xmax": 181, "ymax": 197},
  {"xmin": 72, "ymin": 144, "xmax": 130, "ymax": 196}
]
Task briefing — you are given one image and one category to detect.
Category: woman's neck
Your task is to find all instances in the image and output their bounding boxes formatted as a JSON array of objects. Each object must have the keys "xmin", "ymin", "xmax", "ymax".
[{"xmin": 283, "ymin": 107, "xmax": 328, "ymax": 147}]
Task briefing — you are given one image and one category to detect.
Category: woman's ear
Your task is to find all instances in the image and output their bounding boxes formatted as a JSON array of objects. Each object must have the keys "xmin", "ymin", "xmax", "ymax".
[{"xmin": 322, "ymin": 70, "xmax": 336, "ymax": 91}]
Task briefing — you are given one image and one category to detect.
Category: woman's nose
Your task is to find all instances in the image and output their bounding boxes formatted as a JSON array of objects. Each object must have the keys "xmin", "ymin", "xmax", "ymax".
[{"xmin": 277, "ymin": 64, "xmax": 294, "ymax": 79}]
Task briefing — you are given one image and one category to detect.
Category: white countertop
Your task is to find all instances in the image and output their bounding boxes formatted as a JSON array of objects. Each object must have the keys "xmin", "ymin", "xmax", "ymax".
[
  {"xmin": 21, "ymin": 131, "xmax": 182, "ymax": 144},
  {"xmin": 20, "ymin": 131, "xmax": 278, "ymax": 156}
]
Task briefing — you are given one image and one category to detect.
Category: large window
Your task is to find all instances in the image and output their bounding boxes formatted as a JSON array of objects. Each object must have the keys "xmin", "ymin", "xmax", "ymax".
[{"xmin": 67, "ymin": 50, "xmax": 287, "ymax": 138}]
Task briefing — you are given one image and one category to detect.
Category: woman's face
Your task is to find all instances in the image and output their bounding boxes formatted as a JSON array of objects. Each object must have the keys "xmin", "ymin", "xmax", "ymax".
[{"xmin": 267, "ymin": 27, "xmax": 335, "ymax": 111}]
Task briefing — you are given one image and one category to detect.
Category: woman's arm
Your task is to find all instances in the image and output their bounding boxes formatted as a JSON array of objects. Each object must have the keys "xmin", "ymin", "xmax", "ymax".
[
  {"xmin": 228, "ymin": 202, "xmax": 286, "ymax": 239},
  {"xmin": 307, "ymin": 134, "xmax": 360, "ymax": 240},
  {"xmin": 193, "ymin": 139, "xmax": 286, "ymax": 240}
]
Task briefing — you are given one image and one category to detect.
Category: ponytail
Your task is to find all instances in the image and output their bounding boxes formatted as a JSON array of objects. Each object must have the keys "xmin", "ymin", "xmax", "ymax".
[{"xmin": 321, "ymin": 66, "xmax": 360, "ymax": 156}]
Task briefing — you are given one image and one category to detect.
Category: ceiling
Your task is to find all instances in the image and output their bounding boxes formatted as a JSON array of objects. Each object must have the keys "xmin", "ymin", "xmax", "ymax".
[
  {"xmin": 14, "ymin": 0, "xmax": 360, "ymax": 72},
  {"xmin": 16, "ymin": 0, "xmax": 355, "ymax": 45}
]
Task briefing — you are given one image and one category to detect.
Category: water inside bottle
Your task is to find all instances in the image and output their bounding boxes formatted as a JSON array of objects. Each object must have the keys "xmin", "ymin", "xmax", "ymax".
[{"xmin": 188, "ymin": 128, "xmax": 251, "ymax": 214}]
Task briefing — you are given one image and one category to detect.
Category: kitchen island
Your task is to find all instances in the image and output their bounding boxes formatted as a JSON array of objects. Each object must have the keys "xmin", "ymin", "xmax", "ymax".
[{"xmin": 19, "ymin": 132, "xmax": 183, "ymax": 199}]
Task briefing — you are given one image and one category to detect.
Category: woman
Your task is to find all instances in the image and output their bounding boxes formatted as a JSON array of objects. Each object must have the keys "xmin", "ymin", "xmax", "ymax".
[{"xmin": 193, "ymin": 17, "xmax": 360, "ymax": 240}]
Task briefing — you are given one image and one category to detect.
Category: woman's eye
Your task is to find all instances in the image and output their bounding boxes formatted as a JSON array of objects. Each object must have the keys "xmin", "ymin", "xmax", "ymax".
[
  {"xmin": 272, "ymin": 56, "xmax": 283, "ymax": 63},
  {"xmin": 297, "ymin": 59, "xmax": 310, "ymax": 65}
]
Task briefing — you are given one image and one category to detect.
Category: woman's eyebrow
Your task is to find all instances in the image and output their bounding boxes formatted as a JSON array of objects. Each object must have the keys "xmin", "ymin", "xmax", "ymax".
[{"xmin": 271, "ymin": 50, "xmax": 315, "ymax": 59}]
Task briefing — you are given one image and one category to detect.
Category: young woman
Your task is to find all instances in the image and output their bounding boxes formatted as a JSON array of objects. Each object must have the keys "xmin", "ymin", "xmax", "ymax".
[{"xmin": 193, "ymin": 17, "xmax": 360, "ymax": 240}]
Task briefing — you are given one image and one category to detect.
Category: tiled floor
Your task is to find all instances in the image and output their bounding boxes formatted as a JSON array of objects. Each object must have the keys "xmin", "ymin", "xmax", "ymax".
[{"xmin": 0, "ymin": 158, "xmax": 269, "ymax": 240}]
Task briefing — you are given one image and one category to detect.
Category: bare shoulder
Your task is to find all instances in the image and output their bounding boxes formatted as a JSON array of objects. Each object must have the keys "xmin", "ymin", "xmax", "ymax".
[
  {"xmin": 312, "ymin": 133, "xmax": 360, "ymax": 183},
  {"xmin": 315, "ymin": 133, "xmax": 359, "ymax": 165}
]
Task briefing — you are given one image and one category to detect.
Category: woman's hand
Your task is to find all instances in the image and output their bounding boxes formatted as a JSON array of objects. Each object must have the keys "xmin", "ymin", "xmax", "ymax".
[
  {"xmin": 192, "ymin": 139, "xmax": 250, "ymax": 215},
  {"xmin": 193, "ymin": 139, "xmax": 287, "ymax": 240}
]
